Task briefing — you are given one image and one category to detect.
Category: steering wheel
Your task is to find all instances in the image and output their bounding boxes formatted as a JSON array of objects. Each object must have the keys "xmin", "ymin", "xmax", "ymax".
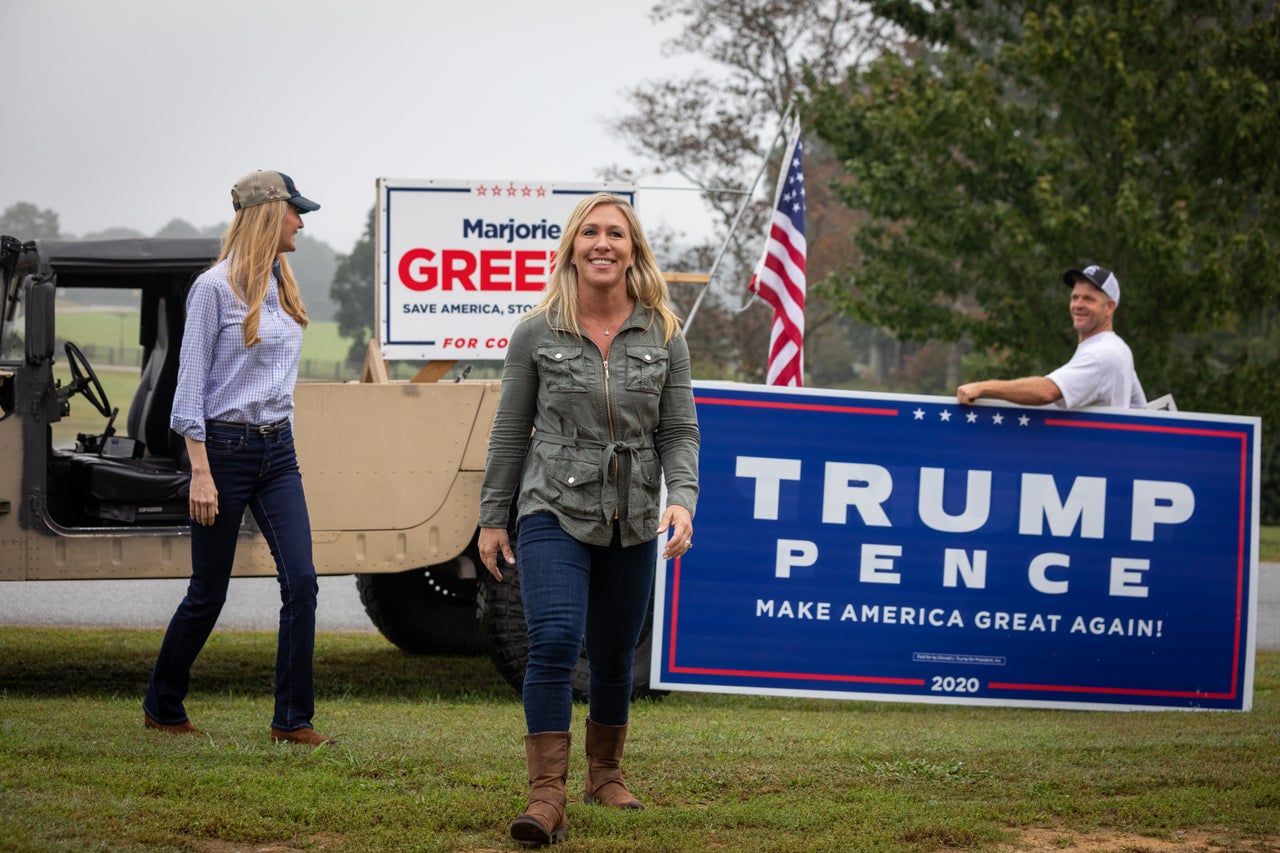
[{"xmin": 64, "ymin": 341, "xmax": 112, "ymax": 417}]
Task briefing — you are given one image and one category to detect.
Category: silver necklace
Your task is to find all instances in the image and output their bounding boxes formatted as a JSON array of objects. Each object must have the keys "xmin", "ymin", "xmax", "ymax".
[{"xmin": 585, "ymin": 303, "xmax": 632, "ymax": 336}]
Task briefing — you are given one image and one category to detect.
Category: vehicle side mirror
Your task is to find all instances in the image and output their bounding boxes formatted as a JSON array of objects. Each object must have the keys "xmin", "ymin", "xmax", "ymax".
[{"xmin": 24, "ymin": 277, "xmax": 55, "ymax": 365}]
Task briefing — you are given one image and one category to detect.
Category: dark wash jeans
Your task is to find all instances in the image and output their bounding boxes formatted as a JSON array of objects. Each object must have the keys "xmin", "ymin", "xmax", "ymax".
[
  {"xmin": 517, "ymin": 512, "xmax": 657, "ymax": 733},
  {"xmin": 143, "ymin": 421, "xmax": 318, "ymax": 732}
]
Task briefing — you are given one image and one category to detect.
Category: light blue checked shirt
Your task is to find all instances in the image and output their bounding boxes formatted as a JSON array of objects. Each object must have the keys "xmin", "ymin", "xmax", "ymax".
[{"xmin": 170, "ymin": 258, "xmax": 304, "ymax": 442}]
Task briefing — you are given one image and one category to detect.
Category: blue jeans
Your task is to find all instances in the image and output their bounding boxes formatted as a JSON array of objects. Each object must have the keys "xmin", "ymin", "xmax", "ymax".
[
  {"xmin": 517, "ymin": 512, "xmax": 657, "ymax": 733},
  {"xmin": 143, "ymin": 421, "xmax": 318, "ymax": 732}
]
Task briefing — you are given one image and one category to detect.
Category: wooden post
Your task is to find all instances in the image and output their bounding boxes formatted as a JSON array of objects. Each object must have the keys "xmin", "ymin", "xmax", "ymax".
[
  {"xmin": 410, "ymin": 360, "xmax": 457, "ymax": 383},
  {"xmin": 663, "ymin": 272, "xmax": 711, "ymax": 285},
  {"xmin": 359, "ymin": 339, "xmax": 390, "ymax": 384}
]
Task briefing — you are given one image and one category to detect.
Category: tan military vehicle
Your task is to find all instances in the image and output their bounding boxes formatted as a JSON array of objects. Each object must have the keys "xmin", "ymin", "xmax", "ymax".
[{"xmin": 0, "ymin": 235, "xmax": 656, "ymax": 697}]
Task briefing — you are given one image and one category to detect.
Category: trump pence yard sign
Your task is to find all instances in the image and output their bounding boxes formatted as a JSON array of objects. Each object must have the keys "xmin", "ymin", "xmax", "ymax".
[{"xmin": 653, "ymin": 381, "xmax": 1260, "ymax": 711}]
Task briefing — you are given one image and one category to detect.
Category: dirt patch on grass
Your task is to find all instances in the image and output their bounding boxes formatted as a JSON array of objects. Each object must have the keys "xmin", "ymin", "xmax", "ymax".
[
  {"xmin": 197, "ymin": 837, "xmax": 508, "ymax": 853},
  {"xmin": 1000, "ymin": 827, "xmax": 1280, "ymax": 852}
]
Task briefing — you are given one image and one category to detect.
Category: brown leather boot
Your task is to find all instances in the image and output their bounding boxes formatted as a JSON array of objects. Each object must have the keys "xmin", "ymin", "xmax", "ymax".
[
  {"xmin": 510, "ymin": 730, "xmax": 571, "ymax": 845},
  {"xmin": 583, "ymin": 717, "xmax": 644, "ymax": 809},
  {"xmin": 144, "ymin": 713, "xmax": 199, "ymax": 735},
  {"xmin": 270, "ymin": 727, "xmax": 338, "ymax": 746}
]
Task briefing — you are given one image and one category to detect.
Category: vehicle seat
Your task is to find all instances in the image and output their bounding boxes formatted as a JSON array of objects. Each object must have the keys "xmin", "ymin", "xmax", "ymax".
[
  {"xmin": 68, "ymin": 454, "xmax": 190, "ymax": 523},
  {"xmin": 70, "ymin": 289, "xmax": 191, "ymax": 524},
  {"xmin": 127, "ymin": 292, "xmax": 187, "ymax": 462}
]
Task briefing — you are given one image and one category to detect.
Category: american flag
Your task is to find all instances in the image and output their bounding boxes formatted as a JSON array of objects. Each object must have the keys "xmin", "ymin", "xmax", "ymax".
[{"xmin": 748, "ymin": 125, "xmax": 807, "ymax": 386}]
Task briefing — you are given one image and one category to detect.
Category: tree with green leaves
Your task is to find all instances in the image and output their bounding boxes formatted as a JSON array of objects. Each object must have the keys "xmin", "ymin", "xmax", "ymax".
[
  {"xmin": 0, "ymin": 202, "xmax": 61, "ymax": 239},
  {"xmin": 810, "ymin": 0, "xmax": 1280, "ymax": 516},
  {"xmin": 330, "ymin": 207, "xmax": 376, "ymax": 365},
  {"xmin": 615, "ymin": 0, "xmax": 888, "ymax": 385}
]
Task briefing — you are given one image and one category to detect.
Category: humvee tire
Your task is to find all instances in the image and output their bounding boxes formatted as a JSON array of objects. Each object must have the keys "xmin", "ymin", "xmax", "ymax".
[
  {"xmin": 478, "ymin": 561, "xmax": 662, "ymax": 702},
  {"xmin": 355, "ymin": 544, "xmax": 486, "ymax": 657}
]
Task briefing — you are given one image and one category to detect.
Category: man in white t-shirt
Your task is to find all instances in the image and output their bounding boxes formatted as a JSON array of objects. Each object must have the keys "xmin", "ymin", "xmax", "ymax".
[{"xmin": 956, "ymin": 264, "xmax": 1146, "ymax": 410}]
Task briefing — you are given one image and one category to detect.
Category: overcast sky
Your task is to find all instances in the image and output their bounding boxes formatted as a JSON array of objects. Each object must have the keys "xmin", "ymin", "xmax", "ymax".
[{"xmin": 3, "ymin": 0, "xmax": 717, "ymax": 254}]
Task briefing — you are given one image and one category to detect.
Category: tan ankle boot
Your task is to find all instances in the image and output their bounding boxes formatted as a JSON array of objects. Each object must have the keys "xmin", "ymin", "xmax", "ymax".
[
  {"xmin": 510, "ymin": 731, "xmax": 571, "ymax": 845},
  {"xmin": 583, "ymin": 717, "xmax": 644, "ymax": 809}
]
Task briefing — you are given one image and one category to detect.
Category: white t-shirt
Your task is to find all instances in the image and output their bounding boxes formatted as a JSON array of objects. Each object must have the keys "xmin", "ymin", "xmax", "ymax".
[{"xmin": 1046, "ymin": 331, "xmax": 1147, "ymax": 409}]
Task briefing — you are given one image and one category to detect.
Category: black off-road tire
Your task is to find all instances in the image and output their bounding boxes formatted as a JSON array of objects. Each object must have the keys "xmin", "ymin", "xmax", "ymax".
[
  {"xmin": 478, "ymin": 560, "xmax": 662, "ymax": 702},
  {"xmin": 356, "ymin": 545, "xmax": 486, "ymax": 657}
]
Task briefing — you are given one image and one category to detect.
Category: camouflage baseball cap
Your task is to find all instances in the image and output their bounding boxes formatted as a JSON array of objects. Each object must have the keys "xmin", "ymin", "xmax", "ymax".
[{"xmin": 231, "ymin": 170, "xmax": 320, "ymax": 213}]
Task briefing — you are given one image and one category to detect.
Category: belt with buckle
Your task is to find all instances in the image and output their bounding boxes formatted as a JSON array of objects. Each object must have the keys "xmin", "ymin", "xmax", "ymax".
[{"xmin": 206, "ymin": 418, "xmax": 289, "ymax": 435}]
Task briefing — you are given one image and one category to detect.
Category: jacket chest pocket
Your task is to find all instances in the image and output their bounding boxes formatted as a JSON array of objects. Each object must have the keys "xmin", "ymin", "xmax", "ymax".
[
  {"xmin": 537, "ymin": 345, "xmax": 588, "ymax": 392},
  {"xmin": 549, "ymin": 454, "xmax": 600, "ymax": 520},
  {"xmin": 624, "ymin": 346, "xmax": 668, "ymax": 394}
]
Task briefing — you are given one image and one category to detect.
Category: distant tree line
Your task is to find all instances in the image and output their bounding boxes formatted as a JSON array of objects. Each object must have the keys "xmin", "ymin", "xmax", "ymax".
[{"xmin": 0, "ymin": 201, "xmax": 338, "ymax": 323}]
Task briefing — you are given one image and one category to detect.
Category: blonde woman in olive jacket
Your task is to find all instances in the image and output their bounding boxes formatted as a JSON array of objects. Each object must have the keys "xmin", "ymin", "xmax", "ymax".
[{"xmin": 478, "ymin": 193, "xmax": 699, "ymax": 846}]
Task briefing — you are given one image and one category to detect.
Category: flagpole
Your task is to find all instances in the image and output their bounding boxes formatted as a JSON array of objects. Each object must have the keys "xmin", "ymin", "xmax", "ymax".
[
  {"xmin": 682, "ymin": 102, "xmax": 797, "ymax": 333},
  {"xmin": 749, "ymin": 117, "xmax": 807, "ymax": 386}
]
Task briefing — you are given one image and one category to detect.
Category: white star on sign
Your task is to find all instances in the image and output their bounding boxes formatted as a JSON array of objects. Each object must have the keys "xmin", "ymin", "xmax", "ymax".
[
  {"xmin": 1018, "ymin": 414, "xmax": 1030, "ymax": 426},
  {"xmin": 965, "ymin": 411, "xmax": 978, "ymax": 423},
  {"xmin": 940, "ymin": 410, "xmax": 952, "ymax": 422},
  {"xmin": 914, "ymin": 408, "xmax": 925, "ymax": 420},
  {"xmin": 992, "ymin": 413, "xmax": 1004, "ymax": 425}
]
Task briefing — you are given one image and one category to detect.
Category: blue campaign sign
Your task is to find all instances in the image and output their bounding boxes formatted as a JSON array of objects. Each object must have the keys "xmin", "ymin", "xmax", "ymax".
[{"xmin": 653, "ymin": 382, "xmax": 1260, "ymax": 711}]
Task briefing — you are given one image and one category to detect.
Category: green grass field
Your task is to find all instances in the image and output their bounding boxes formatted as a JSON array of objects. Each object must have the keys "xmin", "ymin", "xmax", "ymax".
[
  {"xmin": 49, "ymin": 307, "xmax": 356, "ymax": 444},
  {"xmin": 55, "ymin": 305, "xmax": 355, "ymax": 364},
  {"xmin": 1264, "ymin": 527, "xmax": 1280, "ymax": 563},
  {"xmin": 0, "ymin": 628, "xmax": 1276, "ymax": 852}
]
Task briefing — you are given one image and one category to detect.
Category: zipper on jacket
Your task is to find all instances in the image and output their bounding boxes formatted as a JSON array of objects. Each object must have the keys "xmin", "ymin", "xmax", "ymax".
[
  {"xmin": 602, "ymin": 356, "xmax": 620, "ymax": 519},
  {"xmin": 602, "ymin": 356, "xmax": 619, "ymax": 447}
]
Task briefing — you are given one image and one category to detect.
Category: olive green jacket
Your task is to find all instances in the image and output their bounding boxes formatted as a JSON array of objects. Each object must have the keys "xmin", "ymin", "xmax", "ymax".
[{"xmin": 478, "ymin": 305, "xmax": 700, "ymax": 547}]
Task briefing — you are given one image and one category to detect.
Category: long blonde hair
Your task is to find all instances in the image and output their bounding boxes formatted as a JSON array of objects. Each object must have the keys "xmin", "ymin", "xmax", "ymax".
[
  {"xmin": 530, "ymin": 192, "xmax": 681, "ymax": 344},
  {"xmin": 216, "ymin": 200, "xmax": 309, "ymax": 347}
]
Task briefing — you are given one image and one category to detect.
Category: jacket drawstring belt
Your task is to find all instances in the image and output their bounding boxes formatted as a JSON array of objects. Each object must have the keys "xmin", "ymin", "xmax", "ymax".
[{"xmin": 532, "ymin": 431, "xmax": 651, "ymax": 523}]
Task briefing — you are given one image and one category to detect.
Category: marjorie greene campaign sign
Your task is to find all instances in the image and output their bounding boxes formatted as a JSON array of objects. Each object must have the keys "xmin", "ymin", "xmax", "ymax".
[
  {"xmin": 653, "ymin": 382, "xmax": 1260, "ymax": 711},
  {"xmin": 375, "ymin": 178, "xmax": 636, "ymax": 362}
]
